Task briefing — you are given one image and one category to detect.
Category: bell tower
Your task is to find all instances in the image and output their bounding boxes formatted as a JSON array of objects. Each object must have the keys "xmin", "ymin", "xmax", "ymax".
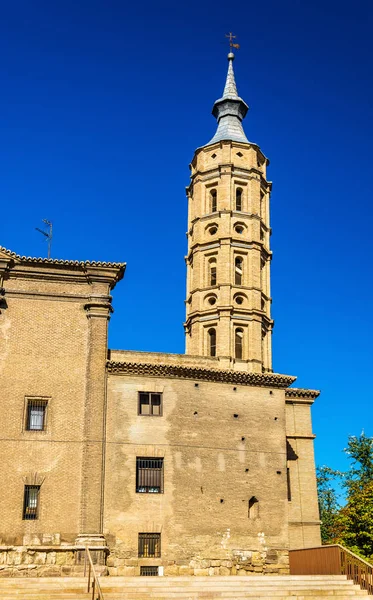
[{"xmin": 184, "ymin": 52, "xmax": 273, "ymax": 373}]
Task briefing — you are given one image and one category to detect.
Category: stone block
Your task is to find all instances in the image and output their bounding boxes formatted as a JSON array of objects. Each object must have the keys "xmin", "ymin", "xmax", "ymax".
[
  {"xmin": 219, "ymin": 566, "xmax": 231, "ymax": 575},
  {"xmin": 164, "ymin": 564, "xmax": 178, "ymax": 575},
  {"xmin": 38, "ymin": 566, "xmax": 61, "ymax": 577},
  {"xmin": 34, "ymin": 552, "xmax": 47, "ymax": 565},
  {"xmin": 56, "ymin": 552, "xmax": 68, "ymax": 565},
  {"xmin": 117, "ymin": 566, "xmax": 136, "ymax": 576},
  {"xmin": 178, "ymin": 565, "xmax": 194, "ymax": 575},
  {"xmin": 194, "ymin": 568, "xmax": 209, "ymax": 576},
  {"xmin": 46, "ymin": 552, "xmax": 57, "ymax": 565}
]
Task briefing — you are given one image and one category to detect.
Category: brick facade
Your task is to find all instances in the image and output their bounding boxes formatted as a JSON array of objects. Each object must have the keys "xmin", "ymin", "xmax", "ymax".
[{"xmin": 0, "ymin": 52, "xmax": 321, "ymax": 577}]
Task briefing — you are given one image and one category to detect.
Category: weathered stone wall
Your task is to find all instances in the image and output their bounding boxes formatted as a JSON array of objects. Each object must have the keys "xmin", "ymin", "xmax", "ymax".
[
  {"xmin": 0, "ymin": 546, "xmax": 79, "ymax": 577},
  {"xmin": 285, "ymin": 391, "xmax": 321, "ymax": 549},
  {"xmin": 106, "ymin": 550, "xmax": 289, "ymax": 576},
  {"xmin": 104, "ymin": 356, "xmax": 290, "ymax": 575}
]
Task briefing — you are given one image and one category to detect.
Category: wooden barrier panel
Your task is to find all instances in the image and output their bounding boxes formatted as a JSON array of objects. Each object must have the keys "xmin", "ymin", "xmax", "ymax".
[{"xmin": 289, "ymin": 546, "xmax": 341, "ymax": 575}]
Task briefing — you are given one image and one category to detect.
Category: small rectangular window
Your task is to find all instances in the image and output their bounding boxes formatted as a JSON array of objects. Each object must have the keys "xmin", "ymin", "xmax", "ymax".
[
  {"xmin": 139, "ymin": 393, "xmax": 162, "ymax": 416},
  {"xmin": 26, "ymin": 399, "xmax": 47, "ymax": 431},
  {"xmin": 23, "ymin": 485, "xmax": 40, "ymax": 520},
  {"xmin": 138, "ymin": 533, "xmax": 161, "ymax": 558},
  {"xmin": 140, "ymin": 566, "xmax": 159, "ymax": 576},
  {"xmin": 287, "ymin": 467, "xmax": 292, "ymax": 501},
  {"xmin": 136, "ymin": 458, "xmax": 164, "ymax": 493}
]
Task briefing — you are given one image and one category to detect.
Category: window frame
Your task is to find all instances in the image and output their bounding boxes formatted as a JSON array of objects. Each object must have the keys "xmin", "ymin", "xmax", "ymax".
[
  {"xmin": 208, "ymin": 327, "xmax": 217, "ymax": 357},
  {"xmin": 138, "ymin": 533, "xmax": 161, "ymax": 558},
  {"xmin": 23, "ymin": 485, "xmax": 40, "ymax": 520},
  {"xmin": 136, "ymin": 457, "xmax": 164, "ymax": 494},
  {"xmin": 235, "ymin": 327, "xmax": 244, "ymax": 360},
  {"xmin": 138, "ymin": 392, "xmax": 163, "ymax": 417},
  {"xmin": 25, "ymin": 398, "xmax": 48, "ymax": 432},
  {"xmin": 210, "ymin": 188, "xmax": 217, "ymax": 213},
  {"xmin": 235, "ymin": 256, "xmax": 243, "ymax": 285},
  {"xmin": 235, "ymin": 187, "xmax": 243, "ymax": 211},
  {"xmin": 208, "ymin": 257, "xmax": 217, "ymax": 286}
]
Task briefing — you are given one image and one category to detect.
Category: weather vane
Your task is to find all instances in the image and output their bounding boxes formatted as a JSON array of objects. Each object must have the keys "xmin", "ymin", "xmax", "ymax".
[{"xmin": 225, "ymin": 32, "xmax": 240, "ymax": 51}]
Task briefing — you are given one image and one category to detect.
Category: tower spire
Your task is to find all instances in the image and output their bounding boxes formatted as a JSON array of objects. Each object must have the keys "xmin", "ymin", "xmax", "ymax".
[{"xmin": 207, "ymin": 52, "xmax": 249, "ymax": 146}]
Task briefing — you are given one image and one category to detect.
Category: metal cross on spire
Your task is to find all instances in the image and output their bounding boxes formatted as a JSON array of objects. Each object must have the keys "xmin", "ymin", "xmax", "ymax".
[{"xmin": 225, "ymin": 32, "xmax": 240, "ymax": 51}]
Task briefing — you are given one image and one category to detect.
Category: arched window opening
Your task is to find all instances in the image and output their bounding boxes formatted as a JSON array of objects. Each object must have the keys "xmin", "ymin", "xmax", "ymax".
[
  {"xmin": 236, "ymin": 188, "xmax": 242, "ymax": 211},
  {"xmin": 210, "ymin": 189, "xmax": 217, "ymax": 213},
  {"xmin": 208, "ymin": 328, "xmax": 216, "ymax": 357},
  {"xmin": 209, "ymin": 258, "xmax": 217, "ymax": 286},
  {"xmin": 235, "ymin": 328, "xmax": 244, "ymax": 360},
  {"xmin": 248, "ymin": 496, "xmax": 259, "ymax": 519},
  {"xmin": 235, "ymin": 256, "xmax": 243, "ymax": 285}
]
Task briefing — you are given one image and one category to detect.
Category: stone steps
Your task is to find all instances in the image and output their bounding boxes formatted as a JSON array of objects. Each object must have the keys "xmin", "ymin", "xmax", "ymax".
[{"xmin": 0, "ymin": 575, "xmax": 371, "ymax": 600}]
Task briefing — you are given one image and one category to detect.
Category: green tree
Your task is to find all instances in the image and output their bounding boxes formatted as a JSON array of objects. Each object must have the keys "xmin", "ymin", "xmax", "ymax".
[
  {"xmin": 317, "ymin": 432, "xmax": 373, "ymax": 560},
  {"xmin": 317, "ymin": 465, "xmax": 341, "ymax": 544},
  {"xmin": 335, "ymin": 480, "xmax": 373, "ymax": 559}
]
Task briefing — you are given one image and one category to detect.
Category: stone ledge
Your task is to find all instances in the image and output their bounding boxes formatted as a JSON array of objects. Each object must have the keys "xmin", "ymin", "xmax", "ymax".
[{"xmin": 107, "ymin": 360, "xmax": 296, "ymax": 389}]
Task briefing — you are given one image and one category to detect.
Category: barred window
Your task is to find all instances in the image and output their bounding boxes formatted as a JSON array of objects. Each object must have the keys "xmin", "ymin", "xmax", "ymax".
[
  {"xmin": 136, "ymin": 458, "xmax": 164, "ymax": 493},
  {"xmin": 138, "ymin": 393, "xmax": 162, "ymax": 416},
  {"xmin": 138, "ymin": 533, "xmax": 161, "ymax": 558},
  {"xmin": 23, "ymin": 485, "xmax": 40, "ymax": 520},
  {"xmin": 26, "ymin": 399, "xmax": 47, "ymax": 431},
  {"xmin": 140, "ymin": 566, "xmax": 158, "ymax": 576}
]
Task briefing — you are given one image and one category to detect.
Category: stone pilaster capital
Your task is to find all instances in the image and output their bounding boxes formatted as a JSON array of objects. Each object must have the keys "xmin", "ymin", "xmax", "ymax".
[{"xmin": 84, "ymin": 295, "xmax": 113, "ymax": 320}]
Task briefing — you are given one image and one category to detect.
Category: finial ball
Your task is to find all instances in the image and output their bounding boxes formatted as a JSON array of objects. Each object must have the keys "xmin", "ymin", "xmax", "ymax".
[{"xmin": 227, "ymin": 52, "xmax": 235, "ymax": 61}]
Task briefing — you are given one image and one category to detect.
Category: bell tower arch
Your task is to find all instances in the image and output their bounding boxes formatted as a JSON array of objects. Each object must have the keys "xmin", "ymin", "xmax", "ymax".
[{"xmin": 184, "ymin": 53, "xmax": 273, "ymax": 373}]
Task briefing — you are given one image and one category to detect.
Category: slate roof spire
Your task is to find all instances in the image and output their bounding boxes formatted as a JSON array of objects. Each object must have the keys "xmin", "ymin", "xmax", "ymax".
[{"xmin": 207, "ymin": 52, "xmax": 249, "ymax": 146}]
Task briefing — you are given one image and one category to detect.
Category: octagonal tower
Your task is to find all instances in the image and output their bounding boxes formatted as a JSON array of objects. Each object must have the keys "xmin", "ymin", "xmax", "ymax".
[{"xmin": 184, "ymin": 53, "xmax": 273, "ymax": 373}]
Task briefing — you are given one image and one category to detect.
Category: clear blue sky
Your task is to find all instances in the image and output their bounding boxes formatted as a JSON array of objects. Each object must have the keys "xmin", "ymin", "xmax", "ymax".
[{"xmin": 1, "ymin": 0, "xmax": 372, "ymax": 478}]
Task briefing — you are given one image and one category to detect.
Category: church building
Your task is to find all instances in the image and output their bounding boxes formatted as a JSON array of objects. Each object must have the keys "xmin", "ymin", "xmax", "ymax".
[{"xmin": 0, "ymin": 51, "xmax": 321, "ymax": 577}]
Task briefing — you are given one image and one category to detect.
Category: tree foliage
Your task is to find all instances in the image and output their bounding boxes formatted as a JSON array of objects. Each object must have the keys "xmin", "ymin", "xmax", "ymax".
[{"xmin": 317, "ymin": 433, "xmax": 373, "ymax": 561}]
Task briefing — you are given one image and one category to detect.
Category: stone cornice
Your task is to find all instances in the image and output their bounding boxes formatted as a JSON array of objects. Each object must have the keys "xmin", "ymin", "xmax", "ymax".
[
  {"xmin": 285, "ymin": 388, "xmax": 320, "ymax": 399},
  {"xmin": 0, "ymin": 246, "xmax": 126, "ymax": 289},
  {"xmin": 107, "ymin": 360, "xmax": 296, "ymax": 388},
  {"xmin": 0, "ymin": 246, "xmax": 125, "ymax": 272}
]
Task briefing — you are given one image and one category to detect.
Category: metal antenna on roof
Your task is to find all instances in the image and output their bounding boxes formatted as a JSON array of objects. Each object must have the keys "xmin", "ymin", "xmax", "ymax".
[{"xmin": 35, "ymin": 219, "xmax": 53, "ymax": 259}]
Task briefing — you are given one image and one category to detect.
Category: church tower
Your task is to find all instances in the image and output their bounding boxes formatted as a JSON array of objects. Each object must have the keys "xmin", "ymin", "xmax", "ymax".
[{"xmin": 185, "ymin": 52, "xmax": 273, "ymax": 373}]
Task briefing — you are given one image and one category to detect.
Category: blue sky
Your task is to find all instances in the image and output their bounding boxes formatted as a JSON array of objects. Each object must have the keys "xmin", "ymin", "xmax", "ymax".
[{"xmin": 1, "ymin": 0, "xmax": 372, "ymax": 479}]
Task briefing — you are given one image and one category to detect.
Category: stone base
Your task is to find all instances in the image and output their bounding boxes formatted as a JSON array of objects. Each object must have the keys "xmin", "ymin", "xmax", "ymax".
[
  {"xmin": 106, "ymin": 549, "xmax": 290, "ymax": 576},
  {"xmin": 74, "ymin": 533, "xmax": 107, "ymax": 568}
]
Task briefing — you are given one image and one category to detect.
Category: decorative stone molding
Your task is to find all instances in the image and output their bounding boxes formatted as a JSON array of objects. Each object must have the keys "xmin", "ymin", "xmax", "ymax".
[
  {"xmin": 285, "ymin": 388, "xmax": 320, "ymax": 399},
  {"xmin": 0, "ymin": 246, "xmax": 125, "ymax": 270},
  {"xmin": 107, "ymin": 360, "xmax": 296, "ymax": 388}
]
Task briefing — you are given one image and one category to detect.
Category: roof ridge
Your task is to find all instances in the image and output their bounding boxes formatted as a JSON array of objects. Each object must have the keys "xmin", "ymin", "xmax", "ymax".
[{"xmin": 0, "ymin": 246, "xmax": 126, "ymax": 269}]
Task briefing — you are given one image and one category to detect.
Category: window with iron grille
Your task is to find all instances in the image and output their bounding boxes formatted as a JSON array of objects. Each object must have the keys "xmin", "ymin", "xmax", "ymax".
[
  {"xmin": 23, "ymin": 485, "xmax": 40, "ymax": 520},
  {"xmin": 138, "ymin": 533, "xmax": 161, "ymax": 558},
  {"xmin": 136, "ymin": 458, "xmax": 164, "ymax": 493},
  {"xmin": 138, "ymin": 392, "xmax": 162, "ymax": 416},
  {"xmin": 26, "ymin": 399, "xmax": 48, "ymax": 431},
  {"xmin": 140, "ymin": 566, "xmax": 159, "ymax": 576}
]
